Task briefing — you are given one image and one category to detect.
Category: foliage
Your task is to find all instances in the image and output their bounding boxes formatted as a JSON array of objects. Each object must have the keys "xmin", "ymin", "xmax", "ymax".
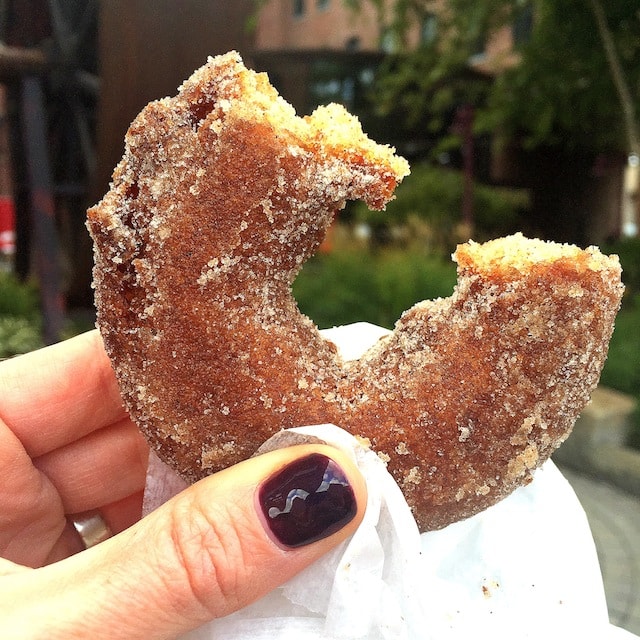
[
  {"xmin": 0, "ymin": 271, "xmax": 43, "ymax": 358},
  {"xmin": 629, "ymin": 405, "xmax": 640, "ymax": 451},
  {"xmin": 574, "ymin": 239, "xmax": 640, "ymax": 447},
  {"xmin": 0, "ymin": 271, "xmax": 40, "ymax": 319},
  {"xmin": 0, "ymin": 317, "xmax": 42, "ymax": 358},
  {"xmin": 482, "ymin": 0, "xmax": 640, "ymax": 152},
  {"xmin": 598, "ymin": 239, "xmax": 640, "ymax": 448},
  {"xmin": 355, "ymin": 0, "xmax": 640, "ymax": 156},
  {"xmin": 599, "ymin": 296, "xmax": 640, "ymax": 449},
  {"xmin": 293, "ymin": 247, "xmax": 457, "ymax": 329},
  {"xmin": 600, "ymin": 296, "xmax": 640, "ymax": 397},
  {"xmin": 603, "ymin": 236, "xmax": 640, "ymax": 301},
  {"xmin": 351, "ymin": 163, "xmax": 528, "ymax": 252},
  {"xmin": 371, "ymin": 0, "xmax": 508, "ymax": 130}
]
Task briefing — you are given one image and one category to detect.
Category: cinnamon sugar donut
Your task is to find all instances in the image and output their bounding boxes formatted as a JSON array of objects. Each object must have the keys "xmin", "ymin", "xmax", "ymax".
[{"xmin": 87, "ymin": 52, "xmax": 624, "ymax": 532}]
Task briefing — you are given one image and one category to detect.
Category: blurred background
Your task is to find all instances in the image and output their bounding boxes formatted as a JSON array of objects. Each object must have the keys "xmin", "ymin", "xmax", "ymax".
[{"xmin": 0, "ymin": 1, "xmax": 638, "ymax": 632}]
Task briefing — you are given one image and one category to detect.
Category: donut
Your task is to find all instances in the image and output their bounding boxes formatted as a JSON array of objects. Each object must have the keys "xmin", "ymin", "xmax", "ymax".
[{"xmin": 87, "ymin": 52, "xmax": 624, "ymax": 532}]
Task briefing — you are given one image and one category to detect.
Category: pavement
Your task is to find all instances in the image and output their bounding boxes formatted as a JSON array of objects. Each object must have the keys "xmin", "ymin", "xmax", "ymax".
[{"xmin": 560, "ymin": 465, "xmax": 640, "ymax": 637}]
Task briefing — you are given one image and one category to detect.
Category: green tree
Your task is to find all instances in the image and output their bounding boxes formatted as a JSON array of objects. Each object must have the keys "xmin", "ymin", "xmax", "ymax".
[
  {"xmin": 358, "ymin": 0, "xmax": 639, "ymax": 156},
  {"xmin": 350, "ymin": 0, "xmax": 640, "ymax": 241}
]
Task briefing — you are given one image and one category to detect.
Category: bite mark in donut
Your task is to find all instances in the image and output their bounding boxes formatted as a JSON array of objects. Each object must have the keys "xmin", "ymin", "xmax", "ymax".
[{"xmin": 87, "ymin": 52, "xmax": 624, "ymax": 532}]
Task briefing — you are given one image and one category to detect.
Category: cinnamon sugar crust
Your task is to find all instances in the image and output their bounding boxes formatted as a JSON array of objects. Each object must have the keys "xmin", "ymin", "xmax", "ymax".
[{"xmin": 87, "ymin": 52, "xmax": 624, "ymax": 532}]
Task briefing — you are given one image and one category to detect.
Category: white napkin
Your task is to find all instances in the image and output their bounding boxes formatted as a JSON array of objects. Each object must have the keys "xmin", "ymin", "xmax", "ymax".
[{"xmin": 141, "ymin": 323, "xmax": 637, "ymax": 639}]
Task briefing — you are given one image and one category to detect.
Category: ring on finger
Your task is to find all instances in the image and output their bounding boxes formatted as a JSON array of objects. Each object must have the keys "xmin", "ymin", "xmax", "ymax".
[{"xmin": 70, "ymin": 511, "xmax": 113, "ymax": 549}]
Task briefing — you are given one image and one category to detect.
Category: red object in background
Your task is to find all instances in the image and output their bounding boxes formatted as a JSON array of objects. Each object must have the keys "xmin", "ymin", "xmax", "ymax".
[{"xmin": 0, "ymin": 195, "xmax": 16, "ymax": 255}]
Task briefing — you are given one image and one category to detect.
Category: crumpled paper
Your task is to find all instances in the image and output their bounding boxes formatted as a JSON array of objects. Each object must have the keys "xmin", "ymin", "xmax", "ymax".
[{"xmin": 142, "ymin": 323, "xmax": 638, "ymax": 640}]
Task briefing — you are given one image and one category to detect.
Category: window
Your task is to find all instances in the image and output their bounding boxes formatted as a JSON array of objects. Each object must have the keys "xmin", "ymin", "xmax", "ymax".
[
  {"xmin": 345, "ymin": 36, "xmax": 360, "ymax": 51},
  {"xmin": 293, "ymin": 0, "xmax": 305, "ymax": 18},
  {"xmin": 309, "ymin": 60, "xmax": 362, "ymax": 110},
  {"xmin": 317, "ymin": 0, "xmax": 330, "ymax": 10},
  {"xmin": 420, "ymin": 12, "xmax": 438, "ymax": 46},
  {"xmin": 380, "ymin": 27, "xmax": 399, "ymax": 54}
]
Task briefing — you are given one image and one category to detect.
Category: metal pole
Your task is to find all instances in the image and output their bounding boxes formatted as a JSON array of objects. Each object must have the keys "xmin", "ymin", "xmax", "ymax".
[{"xmin": 20, "ymin": 75, "xmax": 65, "ymax": 344}]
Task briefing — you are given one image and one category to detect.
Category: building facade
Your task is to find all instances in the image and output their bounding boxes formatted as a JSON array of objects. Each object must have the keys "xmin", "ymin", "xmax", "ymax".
[
  {"xmin": 256, "ymin": 0, "xmax": 382, "ymax": 52},
  {"xmin": 252, "ymin": 1, "xmax": 626, "ymax": 243},
  {"xmin": 252, "ymin": 0, "xmax": 523, "ymax": 133},
  {"xmin": 255, "ymin": 0, "xmax": 521, "ymax": 67}
]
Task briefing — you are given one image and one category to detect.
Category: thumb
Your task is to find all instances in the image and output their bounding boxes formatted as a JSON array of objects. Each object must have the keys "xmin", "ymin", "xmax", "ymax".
[{"xmin": 3, "ymin": 444, "xmax": 366, "ymax": 640}]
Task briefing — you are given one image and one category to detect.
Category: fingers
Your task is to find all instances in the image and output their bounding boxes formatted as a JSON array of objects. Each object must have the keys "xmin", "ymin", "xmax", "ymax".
[
  {"xmin": 0, "ymin": 330, "xmax": 127, "ymax": 458},
  {"xmin": 1, "ymin": 445, "xmax": 367, "ymax": 640},
  {"xmin": 0, "ymin": 411, "xmax": 147, "ymax": 567},
  {"xmin": 43, "ymin": 520, "xmax": 85, "ymax": 565},
  {"xmin": 0, "ymin": 332, "xmax": 146, "ymax": 567},
  {"xmin": 0, "ymin": 415, "xmax": 68, "ymax": 567},
  {"xmin": 98, "ymin": 491, "xmax": 146, "ymax": 535},
  {"xmin": 0, "ymin": 557, "xmax": 31, "ymax": 577},
  {"xmin": 32, "ymin": 418, "xmax": 149, "ymax": 514},
  {"xmin": 46, "ymin": 493, "xmax": 146, "ymax": 566}
]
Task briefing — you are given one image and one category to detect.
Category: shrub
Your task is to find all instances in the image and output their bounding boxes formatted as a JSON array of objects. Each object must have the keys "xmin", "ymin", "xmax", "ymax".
[
  {"xmin": 599, "ymin": 296, "xmax": 640, "ymax": 449},
  {"xmin": 351, "ymin": 162, "xmax": 529, "ymax": 252},
  {"xmin": 293, "ymin": 248, "xmax": 457, "ymax": 329},
  {"xmin": 603, "ymin": 236, "xmax": 640, "ymax": 301},
  {"xmin": 0, "ymin": 271, "xmax": 40, "ymax": 319},
  {"xmin": 0, "ymin": 271, "xmax": 43, "ymax": 357},
  {"xmin": 600, "ymin": 296, "xmax": 640, "ymax": 397},
  {"xmin": 629, "ymin": 403, "xmax": 640, "ymax": 450},
  {"xmin": 0, "ymin": 317, "xmax": 42, "ymax": 357},
  {"xmin": 598, "ymin": 238, "xmax": 640, "ymax": 449}
]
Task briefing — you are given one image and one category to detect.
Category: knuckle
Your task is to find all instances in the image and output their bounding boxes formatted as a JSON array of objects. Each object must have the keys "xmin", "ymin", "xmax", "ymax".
[{"xmin": 163, "ymin": 494, "xmax": 260, "ymax": 619}]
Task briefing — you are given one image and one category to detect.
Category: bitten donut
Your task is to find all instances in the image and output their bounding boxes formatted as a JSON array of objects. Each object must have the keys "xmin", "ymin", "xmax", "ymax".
[{"xmin": 87, "ymin": 52, "xmax": 624, "ymax": 532}]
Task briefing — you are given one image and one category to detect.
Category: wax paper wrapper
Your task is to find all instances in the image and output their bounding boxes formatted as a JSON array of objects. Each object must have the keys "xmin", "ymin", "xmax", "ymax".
[{"xmin": 142, "ymin": 323, "xmax": 638, "ymax": 639}]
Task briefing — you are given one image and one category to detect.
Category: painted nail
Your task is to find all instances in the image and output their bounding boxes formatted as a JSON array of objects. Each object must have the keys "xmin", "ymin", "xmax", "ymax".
[{"xmin": 258, "ymin": 453, "xmax": 357, "ymax": 548}]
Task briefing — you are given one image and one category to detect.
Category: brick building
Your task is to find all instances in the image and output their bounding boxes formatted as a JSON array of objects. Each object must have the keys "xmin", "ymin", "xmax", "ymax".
[
  {"xmin": 254, "ymin": 0, "xmax": 524, "ymax": 72},
  {"xmin": 256, "ymin": 0, "xmax": 382, "ymax": 52},
  {"xmin": 253, "ymin": 1, "xmax": 626, "ymax": 243},
  {"xmin": 252, "ymin": 0, "xmax": 527, "ymax": 157}
]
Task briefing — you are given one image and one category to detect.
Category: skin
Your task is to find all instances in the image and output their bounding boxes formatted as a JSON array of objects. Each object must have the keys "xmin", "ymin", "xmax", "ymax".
[{"xmin": 0, "ymin": 331, "xmax": 366, "ymax": 639}]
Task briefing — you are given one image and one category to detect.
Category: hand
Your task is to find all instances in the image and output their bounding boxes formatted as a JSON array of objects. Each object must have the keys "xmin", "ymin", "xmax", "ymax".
[{"xmin": 0, "ymin": 331, "xmax": 366, "ymax": 639}]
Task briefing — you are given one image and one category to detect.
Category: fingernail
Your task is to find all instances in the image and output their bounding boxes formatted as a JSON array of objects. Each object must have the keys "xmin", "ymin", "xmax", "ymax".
[{"xmin": 258, "ymin": 453, "xmax": 357, "ymax": 548}]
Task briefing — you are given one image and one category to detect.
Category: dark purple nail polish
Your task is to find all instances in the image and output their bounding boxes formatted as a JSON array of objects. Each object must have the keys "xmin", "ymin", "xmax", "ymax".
[{"xmin": 258, "ymin": 453, "xmax": 357, "ymax": 548}]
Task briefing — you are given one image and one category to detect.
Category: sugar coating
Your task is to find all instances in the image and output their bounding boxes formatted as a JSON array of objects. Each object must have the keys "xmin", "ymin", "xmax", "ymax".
[{"xmin": 87, "ymin": 51, "xmax": 624, "ymax": 532}]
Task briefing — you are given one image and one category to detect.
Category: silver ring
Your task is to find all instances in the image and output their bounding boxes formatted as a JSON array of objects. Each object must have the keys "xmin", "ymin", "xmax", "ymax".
[{"xmin": 71, "ymin": 512, "xmax": 113, "ymax": 549}]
